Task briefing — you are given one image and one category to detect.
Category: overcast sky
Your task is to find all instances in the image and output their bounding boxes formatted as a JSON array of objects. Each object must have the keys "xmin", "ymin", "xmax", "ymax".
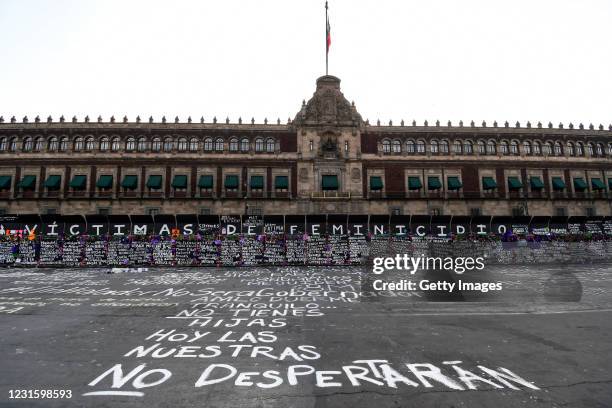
[{"xmin": 1, "ymin": 0, "xmax": 611, "ymax": 126}]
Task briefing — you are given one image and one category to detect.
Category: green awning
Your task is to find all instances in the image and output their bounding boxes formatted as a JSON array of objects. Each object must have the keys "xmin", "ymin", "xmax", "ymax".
[
  {"xmin": 69, "ymin": 175, "xmax": 87, "ymax": 190},
  {"xmin": 370, "ymin": 176, "xmax": 383, "ymax": 191},
  {"xmin": 552, "ymin": 177, "xmax": 566, "ymax": 191},
  {"xmin": 198, "ymin": 175, "xmax": 213, "ymax": 189},
  {"xmin": 530, "ymin": 176, "xmax": 544, "ymax": 190},
  {"xmin": 147, "ymin": 175, "xmax": 162, "ymax": 189},
  {"xmin": 249, "ymin": 175, "xmax": 264, "ymax": 189},
  {"xmin": 591, "ymin": 178, "xmax": 605, "ymax": 190},
  {"xmin": 408, "ymin": 177, "xmax": 422, "ymax": 190},
  {"xmin": 322, "ymin": 175, "xmax": 339, "ymax": 190},
  {"xmin": 447, "ymin": 176, "xmax": 463, "ymax": 190},
  {"xmin": 121, "ymin": 175, "xmax": 138, "ymax": 190},
  {"xmin": 608, "ymin": 179, "xmax": 612, "ymax": 189},
  {"xmin": 0, "ymin": 175, "xmax": 11, "ymax": 190},
  {"xmin": 427, "ymin": 176, "xmax": 441, "ymax": 190},
  {"xmin": 573, "ymin": 177, "xmax": 587, "ymax": 191},
  {"xmin": 482, "ymin": 177, "xmax": 497, "ymax": 190},
  {"xmin": 18, "ymin": 175, "xmax": 36, "ymax": 190},
  {"xmin": 172, "ymin": 175, "xmax": 188, "ymax": 189},
  {"xmin": 44, "ymin": 175, "xmax": 61, "ymax": 191},
  {"xmin": 275, "ymin": 175, "xmax": 288, "ymax": 189},
  {"xmin": 225, "ymin": 175, "xmax": 239, "ymax": 189},
  {"xmin": 96, "ymin": 175, "xmax": 113, "ymax": 189},
  {"xmin": 508, "ymin": 177, "xmax": 523, "ymax": 190}
]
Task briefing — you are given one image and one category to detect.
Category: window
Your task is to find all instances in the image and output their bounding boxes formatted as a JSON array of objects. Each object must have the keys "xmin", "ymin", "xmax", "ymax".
[
  {"xmin": 34, "ymin": 137, "xmax": 42, "ymax": 151},
  {"xmin": 575, "ymin": 142, "xmax": 583, "ymax": 156},
  {"xmin": 255, "ymin": 138, "xmax": 264, "ymax": 152},
  {"xmin": 382, "ymin": 139, "xmax": 390, "ymax": 153},
  {"xmin": 344, "ymin": 140, "xmax": 349, "ymax": 152},
  {"xmin": 215, "ymin": 138, "xmax": 224, "ymax": 151},
  {"xmin": 151, "ymin": 137, "xmax": 161, "ymax": 152},
  {"xmin": 430, "ymin": 208, "xmax": 442, "ymax": 216},
  {"xmin": 392, "ymin": 139, "xmax": 401, "ymax": 153},
  {"xmin": 0, "ymin": 138, "xmax": 6, "ymax": 151},
  {"xmin": 596, "ymin": 143, "xmax": 604, "ymax": 156},
  {"xmin": 204, "ymin": 138, "xmax": 213, "ymax": 151},
  {"xmin": 177, "ymin": 138, "xmax": 187, "ymax": 151},
  {"xmin": 147, "ymin": 208, "xmax": 160, "ymax": 216},
  {"xmin": 430, "ymin": 140, "xmax": 438, "ymax": 153},
  {"xmin": 500, "ymin": 141, "xmax": 509, "ymax": 155},
  {"xmin": 567, "ymin": 142, "xmax": 575, "ymax": 156},
  {"xmin": 229, "ymin": 138, "xmax": 239, "ymax": 152},
  {"xmin": 60, "ymin": 137, "xmax": 68, "ymax": 151},
  {"xmin": 99, "ymin": 138, "xmax": 109, "ymax": 151},
  {"xmin": 406, "ymin": 140, "xmax": 415, "ymax": 153},
  {"xmin": 85, "ymin": 137, "xmax": 95, "ymax": 151},
  {"xmin": 512, "ymin": 207, "xmax": 525, "ymax": 217},
  {"xmin": 533, "ymin": 141, "xmax": 541, "ymax": 155},
  {"xmin": 464, "ymin": 141, "xmax": 473, "ymax": 154},
  {"xmin": 111, "ymin": 137, "xmax": 120, "ymax": 151},
  {"xmin": 98, "ymin": 208, "xmax": 110, "ymax": 215},
  {"xmin": 585, "ymin": 207, "xmax": 596, "ymax": 217},
  {"xmin": 163, "ymin": 138, "xmax": 173, "ymax": 152},
  {"xmin": 74, "ymin": 137, "xmax": 84, "ymax": 151},
  {"xmin": 48, "ymin": 137, "xmax": 58, "ymax": 151},
  {"xmin": 266, "ymin": 138, "xmax": 275, "ymax": 152},
  {"xmin": 440, "ymin": 140, "xmax": 449, "ymax": 153},
  {"xmin": 126, "ymin": 138, "xmax": 135, "ymax": 151},
  {"xmin": 510, "ymin": 141, "xmax": 519, "ymax": 155},
  {"xmin": 9, "ymin": 138, "xmax": 17, "ymax": 152},
  {"xmin": 543, "ymin": 142, "xmax": 552, "ymax": 155},
  {"xmin": 470, "ymin": 208, "xmax": 482, "ymax": 217},
  {"xmin": 587, "ymin": 143, "xmax": 594, "ymax": 156},
  {"xmin": 523, "ymin": 141, "xmax": 531, "ymax": 155},
  {"xmin": 23, "ymin": 137, "xmax": 33, "ymax": 152},
  {"xmin": 608, "ymin": 143, "xmax": 612, "ymax": 156},
  {"xmin": 137, "ymin": 137, "xmax": 147, "ymax": 152},
  {"xmin": 554, "ymin": 142, "xmax": 562, "ymax": 156},
  {"xmin": 240, "ymin": 138, "xmax": 249, "ymax": 152},
  {"xmin": 477, "ymin": 140, "xmax": 486, "ymax": 154},
  {"xmin": 391, "ymin": 208, "xmax": 401, "ymax": 216},
  {"xmin": 453, "ymin": 140, "xmax": 462, "ymax": 154},
  {"xmin": 309, "ymin": 140, "xmax": 313, "ymax": 151},
  {"xmin": 199, "ymin": 207, "xmax": 211, "ymax": 215},
  {"xmin": 554, "ymin": 207, "xmax": 567, "ymax": 217},
  {"xmin": 189, "ymin": 138, "xmax": 199, "ymax": 152},
  {"xmin": 486, "ymin": 140, "xmax": 496, "ymax": 154},
  {"xmin": 416, "ymin": 140, "xmax": 425, "ymax": 153}
]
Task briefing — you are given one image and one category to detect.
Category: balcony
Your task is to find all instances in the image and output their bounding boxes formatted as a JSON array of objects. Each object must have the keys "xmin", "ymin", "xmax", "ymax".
[{"xmin": 311, "ymin": 191, "xmax": 351, "ymax": 199}]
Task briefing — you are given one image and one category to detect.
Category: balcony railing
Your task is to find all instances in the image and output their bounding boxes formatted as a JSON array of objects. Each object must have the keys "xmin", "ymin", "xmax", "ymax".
[{"xmin": 311, "ymin": 191, "xmax": 351, "ymax": 199}]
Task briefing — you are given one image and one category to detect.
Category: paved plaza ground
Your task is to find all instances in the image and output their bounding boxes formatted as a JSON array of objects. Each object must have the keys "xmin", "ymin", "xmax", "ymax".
[{"xmin": 1, "ymin": 264, "xmax": 611, "ymax": 407}]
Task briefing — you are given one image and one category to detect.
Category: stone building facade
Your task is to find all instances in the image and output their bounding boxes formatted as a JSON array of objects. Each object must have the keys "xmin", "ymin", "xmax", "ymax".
[{"xmin": 0, "ymin": 75, "xmax": 611, "ymax": 216}]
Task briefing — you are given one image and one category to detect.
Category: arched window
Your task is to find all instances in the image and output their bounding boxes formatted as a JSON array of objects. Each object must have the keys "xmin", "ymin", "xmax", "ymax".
[
  {"xmin": 266, "ymin": 138, "xmax": 275, "ymax": 152},
  {"xmin": 416, "ymin": 140, "xmax": 425, "ymax": 153},
  {"xmin": 74, "ymin": 137, "xmax": 84, "ymax": 151},
  {"xmin": 477, "ymin": 140, "xmax": 486, "ymax": 154},
  {"xmin": 510, "ymin": 141, "xmax": 518, "ymax": 155},
  {"xmin": 575, "ymin": 142, "xmax": 583, "ymax": 156},
  {"xmin": 523, "ymin": 141, "xmax": 532, "ymax": 155},
  {"xmin": 215, "ymin": 138, "xmax": 224, "ymax": 151},
  {"xmin": 229, "ymin": 138, "xmax": 239, "ymax": 152},
  {"xmin": 486, "ymin": 140, "xmax": 496, "ymax": 154},
  {"xmin": 533, "ymin": 141, "xmax": 541, "ymax": 155},
  {"xmin": 137, "ymin": 137, "xmax": 147, "ymax": 152},
  {"xmin": 240, "ymin": 138, "xmax": 250, "ymax": 152},
  {"xmin": 100, "ymin": 138, "xmax": 109, "ymax": 151},
  {"xmin": 48, "ymin": 137, "xmax": 58, "ymax": 151},
  {"xmin": 381, "ymin": 139, "xmax": 390, "ymax": 153},
  {"xmin": 60, "ymin": 137, "xmax": 69, "ymax": 151},
  {"xmin": 440, "ymin": 140, "xmax": 449, "ymax": 153},
  {"xmin": 596, "ymin": 143, "xmax": 604, "ymax": 156},
  {"xmin": 567, "ymin": 142, "xmax": 575, "ymax": 156},
  {"xmin": 500, "ymin": 141, "xmax": 509, "ymax": 155},
  {"xmin": 391, "ymin": 139, "xmax": 401, "ymax": 153},
  {"xmin": 464, "ymin": 141, "xmax": 473, "ymax": 154},
  {"xmin": 543, "ymin": 142, "xmax": 552, "ymax": 155},
  {"xmin": 34, "ymin": 137, "xmax": 42, "ymax": 151},
  {"xmin": 204, "ymin": 138, "xmax": 213, "ymax": 151},
  {"xmin": 608, "ymin": 143, "xmax": 612, "ymax": 156},
  {"xmin": 177, "ymin": 138, "xmax": 187, "ymax": 151},
  {"xmin": 554, "ymin": 142, "xmax": 563, "ymax": 156},
  {"xmin": 126, "ymin": 138, "xmax": 135, "ymax": 152},
  {"xmin": 111, "ymin": 137, "xmax": 120, "ymax": 152},
  {"xmin": 430, "ymin": 140, "xmax": 439, "ymax": 153},
  {"xmin": 255, "ymin": 138, "xmax": 264, "ymax": 152},
  {"xmin": 23, "ymin": 137, "xmax": 33, "ymax": 152},
  {"xmin": 406, "ymin": 140, "xmax": 415, "ymax": 153},
  {"xmin": 0, "ymin": 138, "xmax": 6, "ymax": 151},
  {"xmin": 189, "ymin": 138, "xmax": 198, "ymax": 151},
  {"xmin": 85, "ymin": 137, "xmax": 95, "ymax": 151},
  {"xmin": 151, "ymin": 137, "xmax": 161, "ymax": 152},
  {"xmin": 9, "ymin": 137, "xmax": 17, "ymax": 152},
  {"xmin": 163, "ymin": 138, "xmax": 173, "ymax": 152},
  {"xmin": 587, "ymin": 143, "xmax": 594, "ymax": 156},
  {"xmin": 453, "ymin": 140, "xmax": 462, "ymax": 154}
]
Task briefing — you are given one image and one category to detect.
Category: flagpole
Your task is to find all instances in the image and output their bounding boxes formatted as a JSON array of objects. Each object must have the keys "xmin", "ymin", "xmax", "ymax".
[{"xmin": 325, "ymin": 1, "xmax": 328, "ymax": 76}]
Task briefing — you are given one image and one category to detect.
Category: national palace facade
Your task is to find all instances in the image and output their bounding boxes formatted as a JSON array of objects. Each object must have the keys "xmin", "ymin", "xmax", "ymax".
[{"xmin": 0, "ymin": 75, "xmax": 611, "ymax": 217}]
